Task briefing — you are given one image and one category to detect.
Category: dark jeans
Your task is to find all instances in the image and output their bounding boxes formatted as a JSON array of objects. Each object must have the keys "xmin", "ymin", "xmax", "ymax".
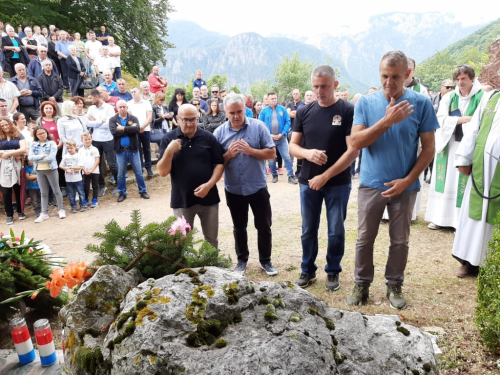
[
  {"xmin": 2, "ymin": 184, "xmax": 23, "ymax": 217},
  {"xmin": 225, "ymin": 188, "xmax": 272, "ymax": 264},
  {"xmin": 92, "ymin": 140, "xmax": 117, "ymax": 188},
  {"xmin": 83, "ymin": 173, "xmax": 99, "ymax": 201},
  {"xmin": 56, "ymin": 148, "xmax": 66, "ymax": 188},
  {"xmin": 299, "ymin": 183, "xmax": 351, "ymax": 275},
  {"xmin": 59, "ymin": 58, "xmax": 69, "ymax": 88},
  {"xmin": 138, "ymin": 131, "xmax": 152, "ymax": 171},
  {"xmin": 66, "ymin": 180, "xmax": 85, "ymax": 208},
  {"xmin": 7, "ymin": 58, "xmax": 20, "ymax": 77},
  {"xmin": 69, "ymin": 77, "xmax": 84, "ymax": 97},
  {"xmin": 29, "ymin": 189, "xmax": 41, "ymax": 215},
  {"xmin": 113, "ymin": 67, "xmax": 122, "ymax": 81},
  {"xmin": 19, "ymin": 105, "xmax": 40, "ymax": 121}
]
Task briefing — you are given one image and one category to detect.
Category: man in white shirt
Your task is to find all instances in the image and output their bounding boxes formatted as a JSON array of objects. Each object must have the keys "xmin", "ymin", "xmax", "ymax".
[
  {"xmin": 0, "ymin": 67, "xmax": 20, "ymax": 114},
  {"xmin": 94, "ymin": 46, "xmax": 115, "ymax": 84},
  {"xmin": 86, "ymin": 88, "xmax": 118, "ymax": 196},
  {"xmin": 84, "ymin": 30, "xmax": 102, "ymax": 75},
  {"xmin": 108, "ymin": 36, "xmax": 122, "ymax": 81},
  {"xmin": 128, "ymin": 86, "xmax": 153, "ymax": 176}
]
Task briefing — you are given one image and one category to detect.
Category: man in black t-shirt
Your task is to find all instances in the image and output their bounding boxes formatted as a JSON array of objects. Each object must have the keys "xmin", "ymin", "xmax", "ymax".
[
  {"xmin": 289, "ymin": 65, "xmax": 359, "ymax": 292},
  {"xmin": 157, "ymin": 104, "xmax": 224, "ymax": 248}
]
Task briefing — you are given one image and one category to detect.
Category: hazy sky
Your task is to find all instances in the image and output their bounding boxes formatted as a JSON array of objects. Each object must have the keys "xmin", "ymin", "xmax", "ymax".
[{"xmin": 169, "ymin": 0, "xmax": 497, "ymax": 37}]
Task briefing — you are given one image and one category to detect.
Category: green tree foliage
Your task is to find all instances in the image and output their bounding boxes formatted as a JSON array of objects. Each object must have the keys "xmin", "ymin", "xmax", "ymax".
[
  {"xmin": 207, "ymin": 75, "xmax": 229, "ymax": 92},
  {"xmin": 249, "ymin": 79, "xmax": 274, "ymax": 102},
  {"xmin": 0, "ymin": 0, "xmax": 174, "ymax": 77},
  {"xmin": 416, "ymin": 18, "xmax": 500, "ymax": 91},
  {"xmin": 474, "ymin": 212, "xmax": 500, "ymax": 353},
  {"xmin": 86, "ymin": 210, "xmax": 231, "ymax": 279},
  {"xmin": 0, "ymin": 230, "xmax": 67, "ymax": 321},
  {"xmin": 273, "ymin": 52, "xmax": 314, "ymax": 102}
]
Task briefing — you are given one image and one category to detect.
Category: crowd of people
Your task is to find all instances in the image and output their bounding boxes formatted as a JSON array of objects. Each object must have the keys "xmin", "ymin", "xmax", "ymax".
[{"xmin": 1, "ymin": 19, "xmax": 499, "ymax": 311}]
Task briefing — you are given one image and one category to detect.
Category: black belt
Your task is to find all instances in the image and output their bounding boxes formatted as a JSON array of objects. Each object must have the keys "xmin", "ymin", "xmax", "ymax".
[{"xmin": 120, "ymin": 146, "xmax": 132, "ymax": 151}]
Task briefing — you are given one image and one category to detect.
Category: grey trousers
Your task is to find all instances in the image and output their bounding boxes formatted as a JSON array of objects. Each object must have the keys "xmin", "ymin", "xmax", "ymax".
[
  {"xmin": 355, "ymin": 185, "xmax": 418, "ymax": 286},
  {"xmin": 173, "ymin": 203, "xmax": 219, "ymax": 249},
  {"xmin": 37, "ymin": 169, "xmax": 64, "ymax": 214}
]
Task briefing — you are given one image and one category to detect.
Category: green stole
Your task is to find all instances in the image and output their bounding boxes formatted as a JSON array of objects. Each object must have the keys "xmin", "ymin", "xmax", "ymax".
[
  {"xmin": 413, "ymin": 83, "xmax": 421, "ymax": 93},
  {"xmin": 435, "ymin": 90, "xmax": 484, "ymax": 208},
  {"xmin": 469, "ymin": 92, "xmax": 500, "ymax": 224}
]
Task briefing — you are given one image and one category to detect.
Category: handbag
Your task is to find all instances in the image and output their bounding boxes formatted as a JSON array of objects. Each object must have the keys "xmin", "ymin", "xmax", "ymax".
[
  {"xmin": 79, "ymin": 77, "xmax": 94, "ymax": 90},
  {"xmin": 150, "ymin": 127, "xmax": 166, "ymax": 144}
]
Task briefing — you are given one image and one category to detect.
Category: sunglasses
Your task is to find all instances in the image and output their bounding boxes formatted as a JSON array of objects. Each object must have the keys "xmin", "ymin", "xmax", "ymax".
[
  {"xmin": 192, "ymin": 103, "xmax": 200, "ymax": 106},
  {"xmin": 443, "ymin": 86, "xmax": 455, "ymax": 90},
  {"xmin": 212, "ymin": 91, "xmax": 218, "ymax": 94}
]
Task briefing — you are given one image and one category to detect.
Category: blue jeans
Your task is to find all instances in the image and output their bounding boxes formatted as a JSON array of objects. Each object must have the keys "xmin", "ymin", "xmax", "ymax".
[
  {"xmin": 299, "ymin": 182, "xmax": 351, "ymax": 275},
  {"xmin": 270, "ymin": 137, "xmax": 294, "ymax": 176},
  {"xmin": 67, "ymin": 180, "xmax": 85, "ymax": 208},
  {"xmin": 116, "ymin": 149, "xmax": 147, "ymax": 196}
]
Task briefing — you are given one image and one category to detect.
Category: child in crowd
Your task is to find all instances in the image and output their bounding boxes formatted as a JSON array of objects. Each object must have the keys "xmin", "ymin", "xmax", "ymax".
[
  {"xmin": 78, "ymin": 132, "xmax": 100, "ymax": 208},
  {"xmin": 59, "ymin": 139, "xmax": 85, "ymax": 213},
  {"xmin": 25, "ymin": 160, "xmax": 41, "ymax": 217}
]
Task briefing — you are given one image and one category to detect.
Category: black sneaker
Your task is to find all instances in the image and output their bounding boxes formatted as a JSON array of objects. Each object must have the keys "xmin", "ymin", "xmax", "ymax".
[
  {"xmin": 98, "ymin": 186, "xmax": 107, "ymax": 197},
  {"xmin": 61, "ymin": 187, "xmax": 68, "ymax": 197},
  {"xmin": 272, "ymin": 175, "xmax": 278, "ymax": 183},
  {"xmin": 326, "ymin": 274, "xmax": 340, "ymax": 292},
  {"xmin": 18, "ymin": 213, "xmax": 26, "ymax": 220},
  {"xmin": 260, "ymin": 262, "xmax": 277, "ymax": 276},
  {"xmin": 71, "ymin": 207, "xmax": 78, "ymax": 213},
  {"xmin": 346, "ymin": 283, "xmax": 370, "ymax": 306},
  {"xmin": 48, "ymin": 198, "xmax": 57, "ymax": 206},
  {"xmin": 233, "ymin": 261, "xmax": 247, "ymax": 275},
  {"xmin": 288, "ymin": 175, "xmax": 298, "ymax": 185},
  {"xmin": 6, "ymin": 216, "xmax": 14, "ymax": 225},
  {"xmin": 296, "ymin": 272, "xmax": 317, "ymax": 287}
]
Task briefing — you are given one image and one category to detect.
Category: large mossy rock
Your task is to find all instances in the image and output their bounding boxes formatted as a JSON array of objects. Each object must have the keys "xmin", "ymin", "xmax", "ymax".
[
  {"xmin": 93, "ymin": 267, "xmax": 439, "ymax": 375},
  {"xmin": 59, "ymin": 265, "xmax": 144, "ymax": 375}
]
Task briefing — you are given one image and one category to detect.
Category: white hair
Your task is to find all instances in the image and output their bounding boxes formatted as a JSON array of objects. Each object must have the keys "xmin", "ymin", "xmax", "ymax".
[
  {"xmin": 68, "ymin": 45, "xmax": 76, "ymax": 51},
  {"xmin": 224, "ymin": 93, "xmax": 245, "ymax": 108},
  {"xmin": 61, "ymin": 100, "xmax": 75, "ymax": 117},
  {"xmin": 140, "ymin": 81, "xmax": 149, "ymax": 88}
]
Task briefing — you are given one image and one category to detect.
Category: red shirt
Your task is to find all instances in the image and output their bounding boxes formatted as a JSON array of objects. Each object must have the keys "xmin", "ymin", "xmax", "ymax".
[
  {"xmin": 148, "ymin": 73, "xmax": 167, "ymax": 94},
  {"xmin": 105, "ymin": 97, "xmax": 120, "ymax": 113},
  {"xmin": 41, "ymin": 118, "xmax": 59, "ymax": 143}
]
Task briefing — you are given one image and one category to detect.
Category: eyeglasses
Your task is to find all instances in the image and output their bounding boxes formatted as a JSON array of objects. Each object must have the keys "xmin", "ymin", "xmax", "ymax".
[
  {"xmin": 212, "ymin": 91, "xmax": 218, "ymax": 94},
  {"xmin": 442, "ymin": 86, "xmax": 455, "ymax": 90},
  {"xmin": 180, "ymin": 117, "xmax": 199, "ymax": 124}
]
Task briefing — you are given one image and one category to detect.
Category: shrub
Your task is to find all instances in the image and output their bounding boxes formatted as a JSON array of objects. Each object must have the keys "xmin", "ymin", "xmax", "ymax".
[
  {"xmin": 474, "ymin": 213, "xmax": 500, "ymax": 352},
  {"xmin": 86, "ymin": 210, "xmax": 231, "ymax": 279},
  {"xmin": 0, "ymin": 230, "xmax": 68, "ymax": 321}
]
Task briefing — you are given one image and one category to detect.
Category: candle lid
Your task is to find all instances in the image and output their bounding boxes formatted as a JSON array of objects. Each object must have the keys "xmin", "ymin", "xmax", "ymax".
[
  {"xmin": 33, "ymin": 319, "xmax": 50, "ymax": 332},
  {"xmin": 9, "ymin": 317, "xmax": 26, "ymax": 330}
]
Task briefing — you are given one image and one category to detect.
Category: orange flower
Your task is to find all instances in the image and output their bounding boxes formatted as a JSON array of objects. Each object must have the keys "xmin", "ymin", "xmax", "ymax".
[
  {"xmin": 46, "ymin": 268, "xmax": 66, "ymax": 298},
  {"xmin": 62, "ymin": 262, "xmax": 87, "ymax": 289}
]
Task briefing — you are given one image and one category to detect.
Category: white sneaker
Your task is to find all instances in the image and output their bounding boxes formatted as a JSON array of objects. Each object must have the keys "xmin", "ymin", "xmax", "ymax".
[
  {"xmin": 58, "ymin": 209, "xmax": 66, "ymax": 219},
  {"xmin": 427, "ymin": 222, "xmax": 440, "ymax": 230},
  {"xmin": 35, "ymin": 213, "xmax": 50, "ymax": 223}
]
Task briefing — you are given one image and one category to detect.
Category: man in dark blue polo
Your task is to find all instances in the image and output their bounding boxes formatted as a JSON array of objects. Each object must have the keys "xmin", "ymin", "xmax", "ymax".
[
  {"xmin": 214, "ymin": 93, "xmax": 277, "ymax": 276},
  {"xmin": 97, "ymin": 26, "xmax": 109, "ymax": 46},
  {"xmin": 157, "ymin": 104, "xmax": 224, "ymax": 248}
]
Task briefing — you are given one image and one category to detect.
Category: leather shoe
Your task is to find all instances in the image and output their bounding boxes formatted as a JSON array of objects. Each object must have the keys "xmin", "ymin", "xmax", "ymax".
[
  {"xmin": 140, "ymin": 192, "xmax": 150, "ymax": 199},
  {"xmin": 117, "ymin": 194, "xmax": 127, "ymax": 202}
]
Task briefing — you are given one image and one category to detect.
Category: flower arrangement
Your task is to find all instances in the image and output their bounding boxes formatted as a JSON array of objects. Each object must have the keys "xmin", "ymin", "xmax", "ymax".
[{"xmin": 168, "ymin": 215, "xmax": 192, "ymax": 236}]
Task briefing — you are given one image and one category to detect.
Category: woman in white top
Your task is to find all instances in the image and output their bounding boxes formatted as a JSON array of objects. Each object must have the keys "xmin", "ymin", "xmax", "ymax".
[
  {"xmin": 57, "ymin": 100, "xmax": 87, "ymax": 155},
  {"xmin": 13, "ymin": 112, "xmax": 33, "ymax": 151},
  {"xmin": 71, "ymin": 96, "xmax": 88, "ymax": 128}
]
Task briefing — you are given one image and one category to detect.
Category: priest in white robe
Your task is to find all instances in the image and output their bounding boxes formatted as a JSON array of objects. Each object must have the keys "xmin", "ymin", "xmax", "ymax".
[
  {"xmin": 452, "ymin": 89, "xmax": 500, "ymax": 277},
  {"xmin": 425, "ymin": 65, "xmax": 484, "ymax": 229}
]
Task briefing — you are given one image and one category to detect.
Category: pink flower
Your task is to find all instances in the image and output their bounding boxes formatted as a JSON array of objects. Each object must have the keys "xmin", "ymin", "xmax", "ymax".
[{"xmin": 168, "ymin": 216, "xmax": 191, "ymax": 236}]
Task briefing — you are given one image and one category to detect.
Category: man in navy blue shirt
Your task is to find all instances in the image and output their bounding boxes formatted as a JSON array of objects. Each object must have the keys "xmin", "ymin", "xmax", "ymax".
[
  {"xmin": 97, "ymin": 26, "xmax": 109, "ymax": 46},
  {"xmin": 347, "ymin": 50, "xmax": 439, "ymax": 309},
  {"xmin": 110, "ymin": 78, "xmax": 133, "ymax": 101},
  {"xmin": 214, "ymin": 93, "xmax": 277, "ymax": 276}
]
